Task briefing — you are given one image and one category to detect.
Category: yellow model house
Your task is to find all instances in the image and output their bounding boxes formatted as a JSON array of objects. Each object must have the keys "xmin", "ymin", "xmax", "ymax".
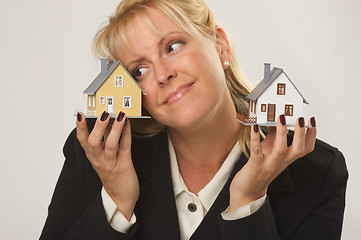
[{"xmin": 84, "ymin": 58, "xmax": 148, "ymax": 118}]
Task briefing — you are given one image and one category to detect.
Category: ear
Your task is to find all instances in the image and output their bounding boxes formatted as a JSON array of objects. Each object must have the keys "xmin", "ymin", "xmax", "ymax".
[{"xmin": 215, "ymin": 27, "xmax": 232, "ymax": 69}]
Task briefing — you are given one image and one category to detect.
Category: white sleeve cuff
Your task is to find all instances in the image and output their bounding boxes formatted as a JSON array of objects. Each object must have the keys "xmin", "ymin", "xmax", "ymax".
[
  {"xmin": 221, "ymin": 194, "xmax": 267, "ymax": 220},
  {"xmin": 101, "ymin": 187, "xmax": 136, "ymax": 233}
]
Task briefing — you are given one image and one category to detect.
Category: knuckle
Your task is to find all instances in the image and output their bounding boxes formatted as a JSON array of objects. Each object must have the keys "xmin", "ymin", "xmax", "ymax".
[
  {"xmin": 103, "ymin": 163, "xmax": 114, "ymax": 173},
  {"xmin": 106, "ymin": 142, "xmax": 118, "ymax": 152},
  {"xmin": 292, "ymin": 146, "xmax": 304, "ymax": 157},
  {"xmin": 275, "ymin": 146, "xmax": 287, "ymax": 156},
  {"xmin": 251, "ymin": 146, "xmax": 261, "ymax": 155},
  {"xmin": 120, "ymin": 141, "xmax": 131, "ymax": 151},
  {"xmin": 87, "ymin": 137, "xmax": 99, "ymax": 148}
]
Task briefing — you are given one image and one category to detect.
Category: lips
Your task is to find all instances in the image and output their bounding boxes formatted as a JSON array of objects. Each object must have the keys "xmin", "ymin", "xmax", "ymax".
[{"xmin": 164, "ymin": 82, "xmax": 194, "ymax": 104}]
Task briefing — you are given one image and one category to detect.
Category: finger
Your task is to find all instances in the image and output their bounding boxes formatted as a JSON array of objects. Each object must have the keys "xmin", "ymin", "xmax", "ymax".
[
  {"xmin": 104, "ymin": 112, "xmax": 126, "ymax": 159},
  {"xmin": 87, "ymin": 111, "xmax": 110, "ymax": 151},
  {"xmin": 304, "ymin": 117, "xmax": 317, "ymax": 153},
  {"xmin": 261, "ymin": 126, "xmax": 276, "ymax": 154},
  {"xmin": 117, "ymin": 115, "xmax": 132, "ymax": 162},
  {"xmin": 76, "ymin": 112, "xmax": 90, "ymax": 150},
  {"xmin": 249, "ymin": 124, "xmax": 263, "ymax": 163},
  {"xmin": 286, "ymin": 117, "xmax": 306, "ymax": 160},
  {"xmin": 104, "ymin": 118, "xmax": 115, "ymax": 143},
  {"xmin": 270, "ymin": 114, "xmax": 288, "ymax": 159}
]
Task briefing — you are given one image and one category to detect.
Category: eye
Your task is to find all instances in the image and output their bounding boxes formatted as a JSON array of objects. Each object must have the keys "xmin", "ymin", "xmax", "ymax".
[
  {"xmin": 167, "ymin": 40, "xmax": 184, "ymax": 53},
  {"xmin": 132, "ymin": 67, "xmax": 147, "ymax": 80}
]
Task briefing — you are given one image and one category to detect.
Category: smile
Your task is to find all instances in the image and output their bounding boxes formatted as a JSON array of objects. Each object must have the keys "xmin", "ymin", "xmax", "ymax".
[{"xmin": 164, "ymin": 82, "xmax": 195, "ymax": 104}]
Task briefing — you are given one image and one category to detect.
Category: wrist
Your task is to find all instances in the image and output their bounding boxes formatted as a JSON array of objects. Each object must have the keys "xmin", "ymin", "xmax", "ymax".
[
  {"xmin": 105, "ymin": 190, "xmax": 137, "ymax": 221},
  {"xmin": 116, "ymin": 203, "xmax": 135, "ymax": 221}
]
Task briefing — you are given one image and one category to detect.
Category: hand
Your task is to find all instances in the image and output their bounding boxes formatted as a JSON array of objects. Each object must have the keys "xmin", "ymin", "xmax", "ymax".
[
  {"xmin": 229, "ymin": 115, "xmax": 317, "ymax": 211},
  {"xmin": 76, "ymin": 111, "xmax": 139, "ymax": 221}
]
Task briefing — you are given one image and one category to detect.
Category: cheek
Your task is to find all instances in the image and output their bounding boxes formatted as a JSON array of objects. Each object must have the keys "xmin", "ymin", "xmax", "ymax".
[
  {"xmin": 186, "ymin": 46, "xmax": 224, "ymax": 80},
  {"xmin": 140, "ymin": 82, "xmax": 158, "ymax": 113}
]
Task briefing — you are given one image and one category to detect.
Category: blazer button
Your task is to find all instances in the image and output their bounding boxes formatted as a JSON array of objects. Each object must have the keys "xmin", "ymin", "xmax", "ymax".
[{"xmin": 187, "ymin": 203, "xmax": 197, "ymax": 212}]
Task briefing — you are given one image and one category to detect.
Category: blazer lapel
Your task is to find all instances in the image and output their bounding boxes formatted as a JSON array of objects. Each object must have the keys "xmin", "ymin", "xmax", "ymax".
[
  {"xmin": 134, "ymin": 132, "xmax": 181, "ymax": 240},
  {"xmin": 190, "ymin": 152, "xmax": 249, "ymax": 239}
]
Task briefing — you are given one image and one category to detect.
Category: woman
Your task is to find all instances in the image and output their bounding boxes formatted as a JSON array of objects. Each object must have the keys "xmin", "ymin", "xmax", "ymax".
[{"xmin": 40, "ymin": 0, "xmax": 347, "ymax": 239}]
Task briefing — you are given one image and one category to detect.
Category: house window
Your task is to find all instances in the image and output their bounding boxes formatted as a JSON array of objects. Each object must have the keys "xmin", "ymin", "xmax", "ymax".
[
  {"xmin": 277, "ymin": 83, "xmax": 286, "ymax": 95},
  {"xmin": 285, "ymin": 105, "xmax": 294, "ymax": 116},
  {"xmin": 92, "ymin": 96, "xmax": 95, "ymax": 107},
  {"xmin": 99, "ymin": 96, "xmax": 105, "ymax": 104},
  {"xmin": 88, "ymin": 96, "xmax": 91, "ymax": 107},
  {"xmin": 124, "ymin": 96, "xmax": 131, "ymax": 108},
  {"xmin": 261, "ymin": 104, "xmax": 266, "ymax": 112},
  {"xmin": 115, "ymin": 75, "xmax": 123, "ymax": 87}
]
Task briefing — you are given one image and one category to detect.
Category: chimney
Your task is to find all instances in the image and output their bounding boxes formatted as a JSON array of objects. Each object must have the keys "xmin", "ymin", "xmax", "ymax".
[
  {"xmin": 264, "ymin": 63, "xmax": 271, "ymax": 81},
  {"xmin": 101, "ymin": 57, "xmax": 108, "ymax": 76}
]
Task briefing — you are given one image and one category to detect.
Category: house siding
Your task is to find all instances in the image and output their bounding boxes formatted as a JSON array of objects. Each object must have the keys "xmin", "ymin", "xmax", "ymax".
[{"xmin": 256, "ymin": 73, "xmax": 303, "ymax": 124}]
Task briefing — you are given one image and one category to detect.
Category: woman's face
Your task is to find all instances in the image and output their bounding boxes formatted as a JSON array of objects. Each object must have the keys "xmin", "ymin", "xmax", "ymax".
[{"xmin": 116, "ymin": 8, "xmax": 230, "ymax": 130}]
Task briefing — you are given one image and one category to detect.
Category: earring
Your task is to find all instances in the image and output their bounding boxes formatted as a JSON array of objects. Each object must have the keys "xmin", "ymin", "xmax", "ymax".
[{"xmin": 224, "ymin": 61, "xmax": 230, "ymax": 67}]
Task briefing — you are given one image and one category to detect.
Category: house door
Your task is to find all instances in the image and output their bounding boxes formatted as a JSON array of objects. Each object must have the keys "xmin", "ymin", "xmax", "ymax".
[
  {"xmin": 267, "ymin": 104, "xmax": 276, "ymax": 122},
  {"xmin": 106, "ymin": 97, "xmax": 114, "ymax": 113}
]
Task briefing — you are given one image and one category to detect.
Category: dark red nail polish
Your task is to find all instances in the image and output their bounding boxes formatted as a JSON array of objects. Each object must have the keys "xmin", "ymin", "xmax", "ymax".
[
  {"xmin": 280, "ymin": 114, "xmax": 286, "ymax": 125},
  {"xmin": 77, "ymin": 112, "xmax": 82, "ymax": 122},
  {"xmin": 101, "ymin": 111, "xmax": 109, "ymax": 121},
  {"xmin": 117, "ymin": 111, "xmax": 125, "ymax": 122},
  {"xmin": 299, "ymin": 117, "xmax": 305, "ymax": 128},
  {"xmin": 311, "ymin": 117, "xmax": 316, "ymax": 127},
  {"xmin": 124, "ymin": 118, "xmax": 128, "ymax": 128},
  {"xmin": 254, "ymin": 124, "xmax": 259, "ymax": 133}
]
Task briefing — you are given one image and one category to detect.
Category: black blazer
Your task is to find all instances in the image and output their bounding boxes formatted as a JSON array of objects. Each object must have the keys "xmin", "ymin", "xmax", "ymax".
[{"xmin": 40, "ymin": 120, "xmax": 348, "ymax": 240}]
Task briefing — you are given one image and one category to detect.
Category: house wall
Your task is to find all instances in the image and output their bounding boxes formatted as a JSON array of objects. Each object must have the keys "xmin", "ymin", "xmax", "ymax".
[
  {"xmin": 95, "ymin": 65, "xmax": 142, "ymax": 117},
  {"xmin": 87, "ymin": 95, "xmax": 96, "ymax": 110},
  {"xmin": 256, "ymin": 73, "xmax": 304, "ymax": 124}
]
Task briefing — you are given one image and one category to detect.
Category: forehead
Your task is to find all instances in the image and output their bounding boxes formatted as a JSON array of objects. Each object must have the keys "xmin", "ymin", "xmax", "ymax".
[{"xmin": 116, "ymin": 7, "xmax": 195, "ymax": 53}]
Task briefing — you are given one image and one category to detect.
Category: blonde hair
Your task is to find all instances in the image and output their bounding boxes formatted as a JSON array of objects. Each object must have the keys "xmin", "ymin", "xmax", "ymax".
[{"xmin": 93, "ymin": 0, "xmax": 253, "ymax": 155}]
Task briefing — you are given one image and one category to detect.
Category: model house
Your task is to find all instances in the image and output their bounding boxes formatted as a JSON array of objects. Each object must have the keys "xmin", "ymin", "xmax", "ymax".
[
  {"xmin": 83, "ymin": 58, "xmax": 148, "ymax": 118},
  {"xmin": 237, "ymin": 63, "xmax": 308, "ymax": 126}
]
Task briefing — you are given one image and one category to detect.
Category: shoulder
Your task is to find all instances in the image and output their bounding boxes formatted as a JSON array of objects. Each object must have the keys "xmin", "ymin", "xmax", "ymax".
[
  {"xmin": 287, "ymin": 131, "xmax": 348, "ymax": 193},
  {"xmin": 290, "ymin": 131, "xmax": 347, "ymax": 176}
]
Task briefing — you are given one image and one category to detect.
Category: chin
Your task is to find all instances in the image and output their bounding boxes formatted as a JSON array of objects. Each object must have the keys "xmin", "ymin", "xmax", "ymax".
[{"xmin": 166, "ymin": 104, "xmax": 214, "ymax": 130}]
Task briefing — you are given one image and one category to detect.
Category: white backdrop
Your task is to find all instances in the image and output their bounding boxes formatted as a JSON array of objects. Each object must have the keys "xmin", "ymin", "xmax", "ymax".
[{"xmin": 0, "ymin": 0, "xmax": 360, "ymax": 239}]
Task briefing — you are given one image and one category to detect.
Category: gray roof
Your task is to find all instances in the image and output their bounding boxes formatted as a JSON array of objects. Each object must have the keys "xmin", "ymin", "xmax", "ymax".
[
  {"xmin": 83, "ymin": 61, "xmax": 146, "ymax": 95},
  {"xmin": 246, "ymin": 67, "xmax": 308, "ymax": 104}
]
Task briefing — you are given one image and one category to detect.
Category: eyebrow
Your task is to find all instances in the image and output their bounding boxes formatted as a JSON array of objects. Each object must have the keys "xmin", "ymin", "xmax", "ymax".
[{"xmin": 126, "ymin": 31, "xmax": 189, "ymax": 69}]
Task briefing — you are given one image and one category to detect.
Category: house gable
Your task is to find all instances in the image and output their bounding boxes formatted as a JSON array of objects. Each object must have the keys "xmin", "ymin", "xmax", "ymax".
[
  {"xmin": 256, "ymin": 72, "xmax": 304, "ymax": 123},
  {"xmin": 247, "ymin": 68, "xmax": 308, "ymax": 104},
  {"xmin": 95, "ymin": 65, "xmax": 142, "ymax": 117}
]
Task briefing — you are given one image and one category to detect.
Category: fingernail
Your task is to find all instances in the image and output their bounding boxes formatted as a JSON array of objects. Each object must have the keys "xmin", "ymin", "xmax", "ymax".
[
  {"xmin": 310, "ymin": 117, "xmax": 316, "ymax": 127},
  {"xmin": 299, "ymin": 117, "xmax": 305, "ymax": 128},
  {"xmin": 77, "ymin": 112, "xmax": 82, "ymax": 122},
  {"xmin": 100, "ymin": 111, "xmax": 109, "ymax": 121},
  {"xmin": 280, "ymin": 114, "xmax": 286, "ymax": 125},
  {"xmin": 253, "ymin": 124, "xmax": 259, "ymax": 133},
  {"xmin": 117, "ymin": 111, "xmax": 125, "ymax": 122},
  {"xmin": 124, "ymin": 118, "xmax": 128, "ymax": 128}
]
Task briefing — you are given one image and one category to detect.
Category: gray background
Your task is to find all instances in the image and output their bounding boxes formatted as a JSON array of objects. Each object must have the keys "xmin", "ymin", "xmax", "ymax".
[{"xmin": 0, "ymin": 0, "xmax": 359, "ymax": 239}]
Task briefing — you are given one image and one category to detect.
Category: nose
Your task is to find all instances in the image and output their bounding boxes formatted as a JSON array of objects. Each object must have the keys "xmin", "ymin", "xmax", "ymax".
[{"xmin": 154, "ymin": 61, "xmax": 176, "ymax": 86}]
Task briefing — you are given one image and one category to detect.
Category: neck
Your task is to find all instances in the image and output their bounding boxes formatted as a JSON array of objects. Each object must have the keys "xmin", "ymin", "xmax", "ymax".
[{"xmin": 168, "ymin": 89, "xmax": 241, "ymax": 193}]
